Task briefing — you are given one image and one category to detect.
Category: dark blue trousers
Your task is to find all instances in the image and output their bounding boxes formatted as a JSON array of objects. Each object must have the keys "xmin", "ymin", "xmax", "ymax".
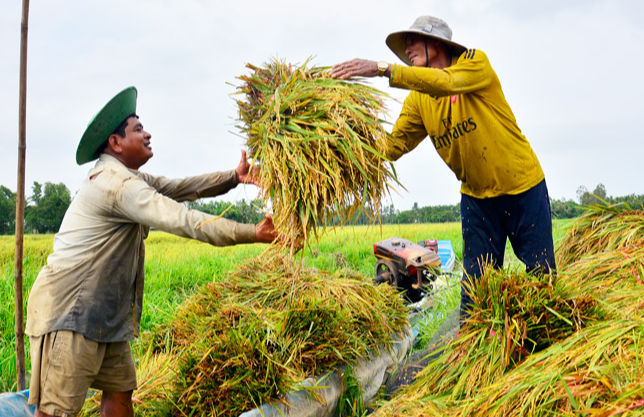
[{"xmin": 460, "ymin": 179, "xmax": 556, "ymax": 322}]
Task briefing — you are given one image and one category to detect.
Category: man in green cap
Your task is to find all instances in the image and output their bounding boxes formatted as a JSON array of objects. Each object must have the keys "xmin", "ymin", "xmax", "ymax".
[
  {"xmin": 26, "ymin": 86, "xmax": 278, "ymax": 416},
  {"xmin": 330, "ymin": 16, "xmax": 556, "ymax": 325}
]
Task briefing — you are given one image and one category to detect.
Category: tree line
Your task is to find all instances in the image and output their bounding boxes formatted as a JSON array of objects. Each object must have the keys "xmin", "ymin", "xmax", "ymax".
[
  {"xmin": 0, "ymin": 182, "xmax": 642, "ymax": 235},
  {"xmin": 0, "ymin": 182, "xmax": 71, "ymax": 234}
]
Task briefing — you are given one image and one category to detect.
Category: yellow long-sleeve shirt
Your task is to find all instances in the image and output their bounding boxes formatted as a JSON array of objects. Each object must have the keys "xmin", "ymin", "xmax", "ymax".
[{"xmin": 387, "ymin": 49, "xmax": 544, "ymax": 198}]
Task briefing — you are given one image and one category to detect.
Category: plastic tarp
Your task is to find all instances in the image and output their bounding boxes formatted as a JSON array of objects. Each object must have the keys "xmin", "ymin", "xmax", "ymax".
[
  {"xmin": 437, "ymin": 240, "xmax": 455, "ymax": 272},
  {"xmin": 239, "ymin": 327, "xmax": 414, "ymax": 417},
  {"xmin": 0, "ymin": 390, "xmax": 36, "ymax": 417}
]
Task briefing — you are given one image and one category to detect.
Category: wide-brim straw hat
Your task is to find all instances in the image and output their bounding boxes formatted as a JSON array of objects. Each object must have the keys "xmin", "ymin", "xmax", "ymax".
[
  {"xmin": 76, "ymin": 86, "xmax": 138, "ymax": 165},
  {"xmin": 386, "ymin": 16, "xmax": 467, "ymax": 66}
]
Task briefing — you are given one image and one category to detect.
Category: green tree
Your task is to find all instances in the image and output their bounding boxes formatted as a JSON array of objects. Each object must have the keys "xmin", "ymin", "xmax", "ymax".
[
  {"xmin": 380, "ymin": 204, "xmax": 399, "ymax": 224},
  {"xmin": 25, "ymin": 182, "xmax": 71, "ymax": 233},
  {"xmin": 577, "ymin": 184, "xmax": 608, "ymax": 206},
  {"xmin": 411, "ymin": 202, "xmax": 421, "ymax": 223},
  {"xmin": 0, "ymin": 185, "xmax": 17, "ymax": 234},
  {"xmin": 607, "ymin": 193, "xmax": 644, "ymax": 209},
  {"xmin": 186, "ymin": 198, "xmax": 265, "ymax": 224},
  {"xmin": 234, "ymin": 200, "xmax": 253, "ymax": 223},
  {"xmin": 550, "ymin": 197, "xmax": 583, "ymax": 219},
  {"xmin": 30, "ymin": 181, "xmax": 42, "ymax": 206},
  {"xmin": 395, "ymin": 202, "xmax": 460, "ymax": 224},
  {"xmin": 593, "ymin": 183, "xmax": 607, "ymax": 200}
]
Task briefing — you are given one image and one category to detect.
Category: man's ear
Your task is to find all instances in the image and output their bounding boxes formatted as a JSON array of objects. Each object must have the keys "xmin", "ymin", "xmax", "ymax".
[{"xmin": 107, "ymin": 134, "xmax": 123, "ymax": 154}]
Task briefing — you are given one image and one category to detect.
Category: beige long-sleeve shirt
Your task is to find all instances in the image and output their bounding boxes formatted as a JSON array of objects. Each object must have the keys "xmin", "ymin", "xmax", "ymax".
[{"xmin": 26, "ymin": 154, "xmax": 256, "ymax": 342}]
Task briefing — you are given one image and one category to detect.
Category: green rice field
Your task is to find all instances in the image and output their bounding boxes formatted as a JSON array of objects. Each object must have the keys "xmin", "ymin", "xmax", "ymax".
[{"xmin": 0, "ymin": 219, "xmax": 573, "ymax": 393}]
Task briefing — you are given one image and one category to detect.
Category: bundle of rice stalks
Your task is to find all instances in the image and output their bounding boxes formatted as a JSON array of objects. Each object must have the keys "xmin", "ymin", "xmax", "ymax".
[
  {"xmin": 149, "ymin": 252, "xmax": 409, "ymax": 416},
  {"xmin": 392, "ymin": 269, "xmax": 604, "ymax": 401},
  {"xmin": 557, "ymin": 203, "xmax": 644, "ymax": 268},
  {"xmin": 235, "ymin": 58, "xmax": 400, "ymax": 250}
]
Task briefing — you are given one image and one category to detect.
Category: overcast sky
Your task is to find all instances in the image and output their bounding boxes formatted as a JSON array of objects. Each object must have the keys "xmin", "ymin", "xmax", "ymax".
[{"xmin": 1, "ymin": 0, "xmax": 643, "ymax": 210}]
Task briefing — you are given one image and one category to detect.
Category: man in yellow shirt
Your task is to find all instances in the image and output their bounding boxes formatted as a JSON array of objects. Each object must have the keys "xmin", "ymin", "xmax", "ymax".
[{"xmin": 331, "ymin": 16, "xmax": 556, "ymax": 324}]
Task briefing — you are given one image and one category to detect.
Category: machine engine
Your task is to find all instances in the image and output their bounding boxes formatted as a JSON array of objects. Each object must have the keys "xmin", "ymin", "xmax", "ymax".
[{"xmin": 373, "ymin": 237, "xmax": 442, "ymax": 302}]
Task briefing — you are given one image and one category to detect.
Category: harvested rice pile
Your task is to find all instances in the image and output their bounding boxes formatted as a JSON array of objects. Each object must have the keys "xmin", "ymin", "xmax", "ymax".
[
  {"xmin": 369, "ymin": 204, "xmax": 644, "ymax": 417},
  {"xmin": 122, "ymin": 253, "xmax": 409, "ymax": 417},
  {"xmin": 235, "ymin": 58, "xmax": 400, "ymax": 250}
]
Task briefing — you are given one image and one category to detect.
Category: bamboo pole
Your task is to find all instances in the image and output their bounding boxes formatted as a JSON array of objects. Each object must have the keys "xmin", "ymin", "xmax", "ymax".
[{"xmin": 14, "ymin": 0, "xmax": 30, "ymax": 392}]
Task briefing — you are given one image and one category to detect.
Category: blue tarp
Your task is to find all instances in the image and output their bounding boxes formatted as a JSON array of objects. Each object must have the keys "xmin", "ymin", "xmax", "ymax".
[
  {"xmin": 0, "ymin": 389, "xmax": 35, "ymax": 417},
  {"xmin": 437, "ymin": 240, "xmax": 455, "ymax": 272}
]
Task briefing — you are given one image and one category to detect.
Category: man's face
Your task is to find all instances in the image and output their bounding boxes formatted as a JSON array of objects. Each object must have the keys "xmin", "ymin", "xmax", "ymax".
[
  {"xmin": 115, "ymin": 117, "xmax": 153, "ymax": 170},
  {"xmin": 405, "ymin": 35, "xmax": 439, "ymax": 67}
]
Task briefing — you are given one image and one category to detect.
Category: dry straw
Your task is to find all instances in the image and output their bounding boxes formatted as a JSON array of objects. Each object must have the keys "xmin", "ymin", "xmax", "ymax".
[{"xmin": 235, "ymin": 58, "xmax": 401, "ymax": 252}]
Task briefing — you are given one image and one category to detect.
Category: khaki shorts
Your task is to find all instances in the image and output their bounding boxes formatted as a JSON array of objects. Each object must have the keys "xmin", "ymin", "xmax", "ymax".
[{"xmin": 28, "ymin": 330, "xmax": 137, "ymax": 416}]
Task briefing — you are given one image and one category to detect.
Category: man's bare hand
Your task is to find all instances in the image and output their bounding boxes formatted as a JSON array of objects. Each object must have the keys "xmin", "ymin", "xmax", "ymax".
[
  {"xmin": 255, "ymin": 213, "xmax": 278, "ymax": 243},
  {"xmin": 235, "ymin": 149, "xmax": 260, "ymax": 186},
  {"xmin": 329, "ymin": 59, "xmax": 378, "ymax": 80}
]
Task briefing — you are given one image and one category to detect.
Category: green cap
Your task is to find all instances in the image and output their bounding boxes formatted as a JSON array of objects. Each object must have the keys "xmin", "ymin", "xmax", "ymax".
[{"xmin": 76, "ymin": 86, "xmax": 138, "ymax": 165}]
